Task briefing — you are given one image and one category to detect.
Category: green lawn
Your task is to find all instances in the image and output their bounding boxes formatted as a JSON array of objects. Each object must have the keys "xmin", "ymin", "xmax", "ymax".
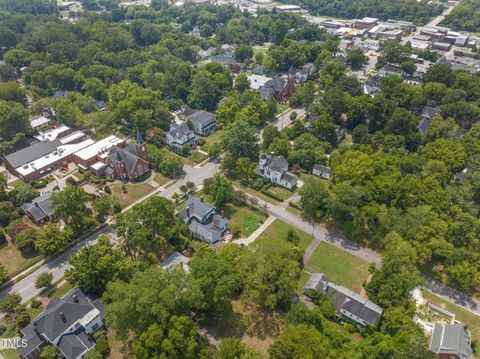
[
  {"xmin": 7, "ymin": 179, "xmax": 22, "ymax": 189},
  {"xmin": 153, "ymin": 172, "xmax": 170, "ymax": 187},
  {"xmin": 203, "ymin": 129, "xmax": 224, "ymax": 149},
  {"xmin": 111, "ymin": 182, "xmax": 156, "ymax": 208},
  {"xmin": 0, "ymin": 349, "xmax": 20, "ymax": 359},
  {"xmin": 226, "ymin": 204, "xmax": 267, "ymax": 238},
  {"xmin": 232, "ymin": 180, "xmax": 279, "ymax": 205},
  {"xmin": 264, "ymin": 185, "xmax": 295, "ymax": 201},
  {"xmin": 189, "ymin": 151, "xmax": 208, "ymax": 164},
  {"xmin": 0, "ymin": 243, "xmax": 42, "ymax": 277},
  {"xmin": 159, "ymin": 148, "xmax": 195, "ymax": 167},
  {"xmin": 255, "ymin": 219, "xmax": 313, "ymax": 251},
  {"xmin": 421, "ymin": 289, "xmax": 480, "ymax": 346},
  {"xmin": 304, "ymin": 241, "xmax": 371, "ymax": 293}
]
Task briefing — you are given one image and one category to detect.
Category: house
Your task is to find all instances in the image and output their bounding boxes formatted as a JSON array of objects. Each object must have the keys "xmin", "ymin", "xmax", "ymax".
[
  {"xmin": 363, "ymin": 74, "xmax": 381, "ymax": 96},
  {"xmin": 178, "ymin": 196, "xmax": 229, "ymax": 246},
  {"xmin": 312, "ymin": 164, "xmax": 332, "ymax": 180},
  {"xmin": 378, "ymin": 64, "xmax": 403, "ymax": 77},
  {"xmin": 255, "ymin": 153, "xmax": 298, "ymax": 190},
  {"xmin": 292, "ymin": 64, "xmax": 315, "ymax": 84},
  {"xmin": 21, "ymin": 192, "xmax": 54, "ymax": 224},
  {"xmin": 183, "ymin": 107, "xmax": 217, "ymax": 136},
  {"xmin": 53, "ymin": 90, "xmax": 69, "ymax": 99},
  {"xmin": 94, "ymin": 100, "xmax": 106, "ymax": 111},
  {"xmin": 454, "ymin": 168, "xmax": 468, "ymax": 185},
  {"xmin": 304, "ymin": 273, "xmax": 383, "ymax": 327},
  {"xmin": 417, "ymin": 107, "xmax": 442, "ymax": 136},
  {"xmin": 18, "ymin": 288, "xmax": 104, "ymax": 359},
  {"xmin": 429, "ymin": 323, "xmax": 472, "ymax": 359},
  {"xmin": 248, "ymin": 74, "xmax": 273, "ymax": 91},
  {"xmin": 165, "ymin": 121, "xmax": 197, "ymax": 150},
  {"xmin": 161, "ymin": 251, "xmax": 190, "ymax": 272},
  {"xmin": 257, "ymin": 72, "xmax": 294, "ymax": 102}
]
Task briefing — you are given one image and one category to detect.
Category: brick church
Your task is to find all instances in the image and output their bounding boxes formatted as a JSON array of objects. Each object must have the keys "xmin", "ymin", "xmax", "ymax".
[{"xmin": 103, "ymin": 131, "xmax": 150, "ymax": 181}]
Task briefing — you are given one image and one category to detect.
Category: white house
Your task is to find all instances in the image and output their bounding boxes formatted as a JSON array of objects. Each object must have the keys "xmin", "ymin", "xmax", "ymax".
[
  {"xmin": 312, "ymin": 164, "xmax": 332, "ymax": 180},
  {"xmin": 165, "ymin": 121, "xmax": 197, "ymax": 149},
  {"xmin": 255, "ymin": 153, "xmax": 297, "ymax": 190}
]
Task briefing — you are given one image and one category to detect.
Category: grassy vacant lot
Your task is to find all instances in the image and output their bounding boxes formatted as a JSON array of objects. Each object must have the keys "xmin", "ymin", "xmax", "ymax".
[
  {"xmin": 0, "ymin": 242, "xmax": 42, "ymax": 277},
  {"xmin": 190, "ymin": 151, "xmax": 208, "ymax": 164},
  {"xmin": 203, "ymin": 129, "xmax": 224, "ymax": 148},
  {"xmin": 255, "ymin": 219, "xmax": 313, "ymax": 251},
  {"xmin": 421, "ymin": 289, "xmax": 480, "ymax": 345},
  {"xmin": 226, "ymin": 204, "xmax": 267, "ymax": 238},
  {"xmin": 303, "ymin": 242, "xmax": 370, "ymax": 293},
  {"xmin": 110, "ymin": 182, "xmax": 156, "ymax": 208}
]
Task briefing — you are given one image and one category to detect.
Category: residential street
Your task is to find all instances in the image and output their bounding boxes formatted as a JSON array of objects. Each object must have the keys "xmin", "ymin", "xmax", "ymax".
[{"xmin": 1, "ymin": 155, "xmax": 480, "ymax": 319}]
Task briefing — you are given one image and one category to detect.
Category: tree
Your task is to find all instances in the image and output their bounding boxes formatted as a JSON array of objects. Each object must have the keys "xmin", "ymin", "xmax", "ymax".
[
  {"xmin": 0, "ymin": 100, "xmax": 29, "ymax": 141},
  {"xmin": 239, "ymin": 240, "xmax": 301, "ymax": 309},
  {"xmin": 262, "ymin": 124, "xmax": 282, "ymax": 149},
  {"xmin": 103, "ymin": 266, "xmax": 202, "ymax": 339},
  {"xmin": 285, "ymin": 303, "xmax": 324, "ymax": 332},
  {"xmin": 268, "ymin": 324, "xmax": 330, "ymax": 359},
  {"xmin": 66, "ymin": 235, "xmax": 133, "ymax": 294},
  {"xmin": 0, "ymin": 292, "xmax": 21, "ymax": 317},
  {"xmin": 234, "ymin": 44, "xmax": 254, "ymax": 63},
  {"xmin": 346, "ymin": 48, "xmax": 367, "ymax": 70},
  {"xmin": 113, "ymin": 197, "xmax": 186, "ymax": 259},
  {"xmin": 189, "ymin": 245, "xmax": 240, "ymax": 319},
  {"xmin": 0, "ymin": 263, "xmax": 7, "ymax": 284},
  {"xmin": 50, "ymin": 185, "xmax": 93, "ymax": 233},
  {"xmin": 40, "ymin": 345, "xmax": 57, "ymax": 359},
  {"xmin": 0, "ymin": 81, "xmax": 26, "ymax": 104},
  {"xmin": 221, "ymin": 121, "xmax": 259, "ymax": 160},
  {"xmin": 132, "ymin": 316, "xmax": 211, "ymax": 359},
  {"xmin": 424, "ymin": 63, "xmax": 455, "ymax": 86},
  {"xmin": 299, "ymin": 178, "xmax": 330, "ymax": 219},
  {"xmin": 35, "ymin": 272, "xmax": 53, "ymax": 289},
  {"xmin": 92, "ymin": 195, "xmax": 114, "ymax": 223},
  {"xmin": 366, "ymin": 232, "xmax": 422, "ymax": 308},
  {"xmin": 234, "ymin": 73, "xmax": 250, "ymax": 93},
  {"xmin": 35, "ymin": 223, "xmax": 71, "ymax": 257},
  {"xmin": 311, "ymin": 114, "xmax": 337, "ymax": 145},
  {"xmin": 188, "ymin": 69, "xmax": 222, "ymax": 111},
  {"xmin": 235, "ymin": 157, "xmax": 256, "ymax": 185},
  {"xmin": 8, "ymin": 182, "xmax": 38, "ymax": 205},
  {"xmin": 400, "ymin": 60, "xmax": 416, "ymax": 76},
  {"xmin": 203, "ymin": 174, "xmax": 233, "ymax": 207},
  {"xmin": 218, "ymin": 338, "xmax": 261, "ymax": 359}
]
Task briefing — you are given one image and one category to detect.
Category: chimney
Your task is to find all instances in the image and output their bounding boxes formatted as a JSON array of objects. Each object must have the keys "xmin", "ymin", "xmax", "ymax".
[
  {"xmin": 221, "ymin": 210, "xmax": 224, "ymax": 218},
  {"xmin": 185, "ymin": 206, "xmax": 190, "ymax": 217},
  {"xmin": 72, "ymin": 294, "xmax": 78, "ymax": 303},
  {"xmin": 200, "ymin": 196, "xmax": 204, "ymax": 202},
  {"xmin": 60, "ymin": 312, "xmax": 66, "ymax": 322},
  {"xmin": 33, "ymin": 321, "xmax": 37, "ymax": 327}
]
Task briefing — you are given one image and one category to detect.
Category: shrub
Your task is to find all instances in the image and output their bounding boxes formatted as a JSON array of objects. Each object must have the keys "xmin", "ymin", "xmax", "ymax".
[
  {"xmin": 0, "ymin": 230, "xmax": 6, "ymax": 246},
  {"xmin": 94, "ymin": 331, "xmax": 110, "ymax": 357},
  {"xmin": 230, "ymin": 224, "xmax": 241, "ymax": 239},
  {"xmin": 343, "ymin": 322, "xmax": 356, "ymax": 333},
  {"xmin": 197, "ymin": 137, "xmax": 206, "ymax": 146},
  {"xmin": 0, "ymin": 323, "xmax": 6, "ymax": 335},
  {"xmin": 30, "ymin": 299, "xmax": 41, "ymax": 309},
  {"xmin": 16, "ymin": 311, "xmax": 30, "ymax": 329},
  {"xmin": 103, "ymin": 185, "xmax": 111, "ymax": 194},
  {"xmin": 6, "ymin": 218, "xmax": 23, "ymax": 236},
  {"xmin": 15, "ymin": 228, "xmax": 37, "ymax": 254}
]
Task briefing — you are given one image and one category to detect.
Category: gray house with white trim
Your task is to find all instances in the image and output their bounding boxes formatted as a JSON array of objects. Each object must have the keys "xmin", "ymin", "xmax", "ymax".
[{"xmin": 429, "ymin": 323, "xmax": 472, "ymax": 359}]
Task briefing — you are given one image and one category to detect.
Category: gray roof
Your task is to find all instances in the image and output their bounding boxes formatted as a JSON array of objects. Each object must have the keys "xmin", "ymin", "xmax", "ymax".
[
  {"xmin": 421, "ymin": 106, "xmax": 441, "ymax": 120},
  {"xmin": 20, "ymin": 288, "xmax": 103, "ymax": 358},
  {"xmin": 136, "ymin": 130, "xmax": 145, "ymax": 145},
  {"xmin": 304, "ymin": 273, "xmax": 383, "ymax": 326},
  {"xmin": 109, "ymin": 145, "xmax": 140, "ymax": 174},
  {"xmin": 181, "ymin": 105, "xmax": 197, "ymax": 117},
  {"xmin": 57, "ymin": 331, "xmax": 94, "ymax": 359},
  {"xmin": 313, "ymin": 164, "xmax": 332, "ymax": 175},
  {"xmin": 186, "ymin": 110, "xmax": 216, "ymax": 125},
  {"xmin": 4, "ymin": 140, "xmax": 57, "ymax": 168},
  {"xmin": 21, "ymin": 191, "xmax": 53, "ymax": 222},
  {"xmin": 259, "ymin": 76, "xmax": 287, "ymax": 99},
  {"xmin": 178, "ymin": 197, "xmax": 228, "ymax": 246},
  {"xmin": 417, "ymin": 118, "xmax": 430, "ymax": 136},
  {"xmin": 168, "ymin": 122, "xmax": 193, "ymax": 139},
  {"xmin": 282, "ymin": 172, "xmax": 298, "ymax": 184},
  {"xmin": 430, "ymin": 323, "xmax": 472, "ymax": 359},
  {"xmin": 264, "ymin": 154, "xmax": 289, "ymax": 173},
  {"xmin": 161, "ymin": 251, "xmax": 190, "ymax": 272}
]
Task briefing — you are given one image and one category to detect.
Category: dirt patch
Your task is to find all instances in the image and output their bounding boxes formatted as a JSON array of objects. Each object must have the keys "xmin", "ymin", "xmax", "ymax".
[{"xmin": 359, "ymin": 274, "xmax": 373, "ymax": 297}]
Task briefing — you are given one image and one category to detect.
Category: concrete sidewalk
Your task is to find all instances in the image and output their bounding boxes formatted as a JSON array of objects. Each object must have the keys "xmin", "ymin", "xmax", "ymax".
[{"xmin": 236, "ymin": 216, "xmax": 275, "ymax": 246}]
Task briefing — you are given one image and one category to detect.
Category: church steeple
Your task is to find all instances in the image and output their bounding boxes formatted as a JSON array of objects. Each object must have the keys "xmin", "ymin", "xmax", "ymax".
[
  {"xmin": 136, "ymin": 130, "xmax": 145, "ymax": 145},
  {"xmin": 135, "ymin": 129, "xmax": 147, "ymax": 161}
]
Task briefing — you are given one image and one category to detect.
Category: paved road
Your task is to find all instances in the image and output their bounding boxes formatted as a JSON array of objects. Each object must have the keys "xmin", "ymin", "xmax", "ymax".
[
  {"xmin": 259, "ymin": 107, "xmax": 306, "ymax": 143},
  {"xmin": 426, "ymin": 3, "xmax": 456, "ymax": 28},
  {"xmin": 0, "ymin": 227, "xmax": 114, "ymax": 304}
]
